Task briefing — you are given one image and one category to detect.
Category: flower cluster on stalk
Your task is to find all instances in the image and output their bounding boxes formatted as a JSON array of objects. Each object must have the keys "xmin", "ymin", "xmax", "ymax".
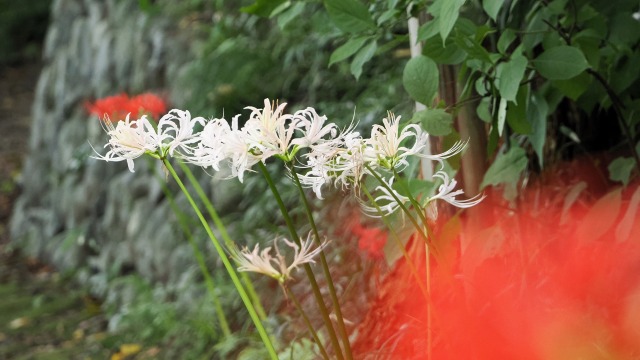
[
  {"xmin": 95, "ymin": 98, "xmax": 482, "ymax": 211},
  {"xmin": 94, "ymin": 98, "xmax": 483, "ymax": 274}
]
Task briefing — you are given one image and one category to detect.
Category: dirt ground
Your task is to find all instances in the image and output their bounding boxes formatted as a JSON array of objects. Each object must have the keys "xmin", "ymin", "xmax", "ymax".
[{"xmin": 0, "ymin": 63, "xmax": 120, "ymax": 359}]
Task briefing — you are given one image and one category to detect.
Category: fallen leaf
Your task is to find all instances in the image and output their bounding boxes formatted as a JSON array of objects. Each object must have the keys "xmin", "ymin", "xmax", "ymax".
[{"xmin": 9, "ymin": 317, "xmax": 30, "ymax": 329}]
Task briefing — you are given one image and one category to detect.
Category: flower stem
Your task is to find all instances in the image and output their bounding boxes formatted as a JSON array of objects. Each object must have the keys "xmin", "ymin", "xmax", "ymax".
[
  {"xmin": 178, "ymin": 162, "xmax": 268, "ymax": 321},
  {"xmin": 258, "ymin": 162, "xmax": 344, "ymax": 360},
  {"xmin": 152, "ymin": 163, "xmax": 232, "ymax": 337},
  {"xmin": 361, "ymin": 184, "xmax": 429, "ymax": 300},
  {"xmin": 163, "ymin": 159, "xmax": 278, "ymax": 359},
  {"xmin": 288, "ymin": 164, "xmax": 353, "ymax": 360},
  {"xmin": 284, "ymin": 285, "xmax": 331, "ymax": 360}
]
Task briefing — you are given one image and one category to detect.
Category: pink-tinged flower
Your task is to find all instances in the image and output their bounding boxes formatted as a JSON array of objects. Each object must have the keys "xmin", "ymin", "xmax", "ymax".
[
  {"xmin": 428, "ymin": 170, "xmax": 485, "ymax": 208},
  {"xmin": 92, "ymin": 114, "xmax": 164, "ymax": 172},
  {"xmin": 231, "ymin": 234, "xmax": 327, "ymax": 283}
]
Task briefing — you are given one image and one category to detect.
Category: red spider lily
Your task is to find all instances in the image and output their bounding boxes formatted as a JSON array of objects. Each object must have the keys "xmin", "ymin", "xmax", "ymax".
[
  {"xmin": 352, "ymin": 158, "xmax": 640, "ymax": 359},
  {"xmin": 86, "ymin": 93, "xmax": 167, "ymax": 121}
]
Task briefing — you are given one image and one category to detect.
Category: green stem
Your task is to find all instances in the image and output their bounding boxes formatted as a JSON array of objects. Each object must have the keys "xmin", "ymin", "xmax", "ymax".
[
  {"xmin": 258, "ymin": 162, "xmax": 344, "ymax": 360},
  {"xmin": 361, "ymin": 185, "xmax": 429, "ymax": 300},
  {"xmin": 153, "ymin": 164, "xmax": 232, "ymax": 337},
  {"xmin": 284, "ymin": 285, "xmax": 331, "ymax": 360},
  {"xmin": 365, "ymin": 165, "xmax": 431, "ymax": 249},
  {"xmin": 178, "ymin": 162, "xmax": 268, "ymax": 320},
  {"xmin": 288, "ymin": 164, "xmax": 353, "ymax": 360},
  {"xmin": 163, "ymin": 159, "xmax": 278, "ymax": 360}
]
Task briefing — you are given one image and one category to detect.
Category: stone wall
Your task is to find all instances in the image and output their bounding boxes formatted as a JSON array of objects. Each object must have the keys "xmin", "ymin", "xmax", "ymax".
[{"xmin": 10, "ymin": 0, "xmax": 220, "ymax": 299}]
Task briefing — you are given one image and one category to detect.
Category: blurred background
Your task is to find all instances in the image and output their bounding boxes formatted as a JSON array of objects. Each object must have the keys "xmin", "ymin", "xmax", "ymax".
[{"xmin": 1, "ymin": 0, "xmax": 639, "ymax": 359}]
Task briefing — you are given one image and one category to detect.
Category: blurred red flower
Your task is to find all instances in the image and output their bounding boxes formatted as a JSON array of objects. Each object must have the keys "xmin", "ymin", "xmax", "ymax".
[{"xmin": 86, "ymin": 93, "xmax": 167, "ymax": 121}]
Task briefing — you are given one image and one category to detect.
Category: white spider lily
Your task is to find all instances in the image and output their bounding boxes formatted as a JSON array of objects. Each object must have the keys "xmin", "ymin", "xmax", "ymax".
[
  {"xmin": 225, "ymin": 115, "xmax": 262, "ymax": 182},
  {"xmin": 231, "ymin": 234, "xmax": 327, "ymax": 283},
  {"xmin": 361, "ymin": 176, "xmax": 410, "ymax": 217},
  {"xmin": 291, "ymin": 107, "xmax": 337, "ymax": 149},
  {"xmin": 186, "ymin": 117, "xmax": 231, "ymax": 171},
  {"xmin": 364, "ymin": 112, "xmax": 426, "ymax": 171},
  {"xmin": 157, "ymin": 109, "xmax": 205, "ymax": 157},
  {"xmin": 231, "ymin": 244, "xmax": 281, "ymax": 280},
  {"xmin": 418, "ymin": 140, "xmax": 468, "ymax": 169},
  {"xmin": 428, "ymin": 170, "xmax": 485, "ymax": 208},
  {"xmin": 92, "ymin": 114, "xmax": 163, "ymax": 172},
  {"xmin": 244, "ymin": 99, "xmax": 299, "ymax": 161}
]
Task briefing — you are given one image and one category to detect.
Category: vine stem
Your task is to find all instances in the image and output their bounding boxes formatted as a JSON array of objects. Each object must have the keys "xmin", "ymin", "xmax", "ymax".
[
  {"xmin": 258, "ymin": 162, "xmax": 345, "ymax": 360},
  {"xmin": 178, "ymin": 162, "xmax": 267, "ymax": 321},
  {"xmin": 163, "ymin": 158, "xmax": 278, "ymax": 360},
  {"xmin": 288, "ymin": 164, "xmax": 353, "ymax": 360}
]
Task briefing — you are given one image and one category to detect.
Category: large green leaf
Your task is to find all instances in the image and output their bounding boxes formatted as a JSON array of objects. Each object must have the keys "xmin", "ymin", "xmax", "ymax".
[
  {"xmin": 402, "ymin": 55, "xmax": 439, "ymax": 105},
  {"xmin": 324, "ymin": 0, "xmax": 375, "ymax": 33},
  {"xmin": 329, "ymin": 36, "xmax": 370, "ymax": 66},
  {"xmin": 532, "ymin": 45, "xmax": 590, "ymax": 80},
  {"xmin": 423, "ymin": 36, "xmax": 466, "ymax": 65},
  {"xmin": 506, "ymin": 86, "xmax": 532, "ymax": 134},
  {"xmin": 496, "ymin": 55, "xmax": 528, "ymax": 102},
  {"xmin": 411, "ymin": 108, "xmax": 453, "ymax": 136},
  {"xmin": 480, "ymin": 145, "xmax": 528, "ymax": 189},
  {"xmin": 497, "ymin": 97, "xmax": 507, "ymax": 136},
  {"xmin": 350, "ymin": 40, "xmax": 377, "ymax": 80},
  {"xmin": 438, "ymin": 0, "xmax": 466, "ymax": 42}
]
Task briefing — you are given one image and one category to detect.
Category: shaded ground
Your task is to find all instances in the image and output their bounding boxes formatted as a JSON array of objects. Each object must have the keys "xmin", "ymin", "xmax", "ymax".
[{"xmin": 0, "ymin": 64, "xmax": 129, "ymax": 359}]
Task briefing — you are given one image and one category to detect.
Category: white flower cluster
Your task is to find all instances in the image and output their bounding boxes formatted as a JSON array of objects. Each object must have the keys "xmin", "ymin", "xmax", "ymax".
[{"xmin": 94, "ymin": 99, "xmax": 482, "ymax": 215}]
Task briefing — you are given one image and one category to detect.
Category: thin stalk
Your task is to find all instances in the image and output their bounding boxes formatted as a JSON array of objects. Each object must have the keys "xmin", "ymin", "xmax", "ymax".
[
  {"xmin": 178, "ymin": 162, "xmax": 267, "ymax": 320},
  {"xmin": 163, "ymin": 159, "xmax": 278, "ymax": 360},
  {"xmin": 288, "ymin": 164, "xmax": 353, "ymax": 360},
  {"xmin": 153, "ymin": 164, "xmax": 231, "ymax": 337},
  {"xmin": 391, "ymin": 169, "xmax": 434, "ymax": 359},
  {"xmin": 361, "ymin": 185, "xmax": 429, "ymax": 300},
  {"xmin": 258, "ymin": 162, "xmax": 345, "ymax": 360},
  {"xmin": 284, "ymin": 285, "xmax": 331, "ymax": 360}
]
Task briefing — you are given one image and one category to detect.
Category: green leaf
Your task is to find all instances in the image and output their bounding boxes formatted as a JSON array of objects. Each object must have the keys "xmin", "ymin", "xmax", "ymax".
[
  {"xmin": 497, "ymin": 29, "xmax": 516, "ymax": 54},
  {"xmin": 403, "ymin": 55, "xmax": 439, "ymax": 105},
  {"xmin": 552, "ymin": 72, "xmax": 592, "ymax": 100},
  {"xmin": 411, "ymin": 108, "xmax": 453, "ymax": 136},
  {"xmin": 481, "ymin": 145, "xmax": 528, "ymax": 189},
  {"xmin": 496, "ymin": 55, "xmax": 528, "ymax": 102},
  {"xmin": 350, "ymin": 40, "xmax": 377, "ymax": 80},
  {"xmin": 527, "ymin": 91, "xmax": 548, "ymax": 167},
  {"xmin": 422, "ymin": 37, "xmax": 466, "ymax": 65},
  {"xmin": 439, "ymin": 0, "xmax": 466, "ymax": 42},
  {"xmin": 608, "ymin": 157, "xmax": 635, "ymax": 186},
  {"xmin": 476, "ymin": 97, "xmax": 492, "ymax": 122},
  {"xmin": 241, "ymin": 0, "xmax": 286, "ymax": 17},
  {"xmin": 276, "ymin": 2, "xmax": 305, "ymax": 29},
  {"xmin": 497, "ymin": 97, "xmax": 507, "ymax": 136},
  {"xmin": 418, "ymin": 18, "xmax": 439, "ymax": 41},
  {"xmin": 506, "ymin": 86, "xmax": 532, "ymax": 134},
  {"xmin": 324, "ymin": 0, "xmax": 375, "ymax": 33},
  {"xmin": 532, "ymin": 45, "xmax": 590, "ymax": 80},
  {"xmin": 329, "ymin": 36, "xmax": 370, "ymax": 66},
  {"xmin": 455, "ymin": 35, "xmax": 493, "ymax": 64},
  {"xmin": 483, "ymin": 0, "xmax": 505, "ymax": 21}
]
